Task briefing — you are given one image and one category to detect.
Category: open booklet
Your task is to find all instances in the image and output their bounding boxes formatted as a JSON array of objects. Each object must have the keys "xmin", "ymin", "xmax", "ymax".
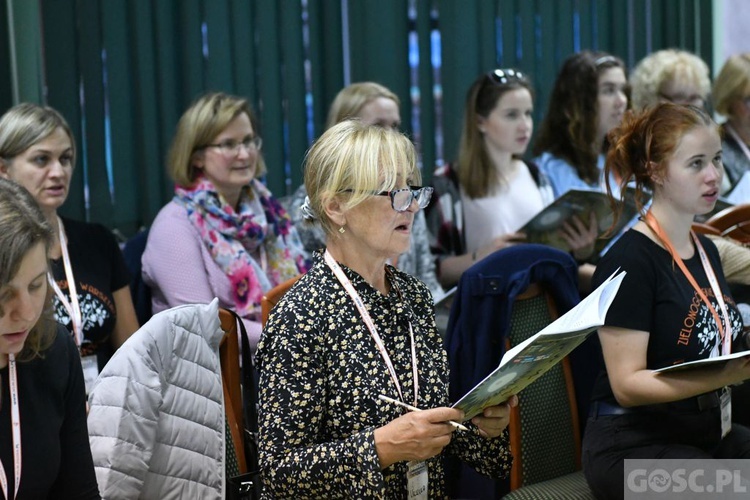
[
  {"xmin": 653, "ymin": 349, "xmax": 750, "ymax": 373},
  {"xmin": 519, "ymin": 187, "xmax": 645, "ymax": 258},
  {"xmin": 452, "ymin": 270, "xmax": 626, "ymax": 420}
]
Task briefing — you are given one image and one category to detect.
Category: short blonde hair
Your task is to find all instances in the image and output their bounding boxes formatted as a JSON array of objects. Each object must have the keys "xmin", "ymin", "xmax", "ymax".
[
  {"xmin": 168, "ymin": 92, "xmax": 266, "ymax": 187},
  {"xmin": 630, "ymin": 49, "xmax": 711, "ymax": 110},
  {"xmin": 713, "ymin": 53, "xmax": 750, "ymax": 117},
  {"xmin": 0, "ymin": 103, "xmax": 76, "ymax": 167},
  {"xmin": 304, "ymin": 120, "xmax": 418, "ymax": 237},
  {"xmin": 325, "ymin": 82, "xmax": 400, "ymax": 130}
]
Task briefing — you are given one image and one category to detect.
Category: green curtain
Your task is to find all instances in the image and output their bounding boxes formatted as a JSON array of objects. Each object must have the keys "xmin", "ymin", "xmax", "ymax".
[{"xmin": 0, "ymin": 0, "xmax": 714, "ymax": 236}]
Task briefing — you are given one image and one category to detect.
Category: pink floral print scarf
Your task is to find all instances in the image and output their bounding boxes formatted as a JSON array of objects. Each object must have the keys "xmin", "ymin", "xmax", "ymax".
[{"xmin": 175, "ymin": 176, "xmax": 308, "ymax": 318}]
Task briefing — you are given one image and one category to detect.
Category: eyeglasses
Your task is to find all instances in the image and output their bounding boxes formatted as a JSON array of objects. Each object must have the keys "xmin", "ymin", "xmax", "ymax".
[
  {"xmin": 203, "ymin": 136, "xmax": 263, "ymax": 156},
  {"xmin": 344, "ymin": 186, "xmax": 434, "ymax": 212},
  {"xmin": 658, "ymin": 92, "xmax": 706, "ymax": 108},
  {"xmin": 486, "ymin": 68, "xmax": 526, "ymax": 85}
]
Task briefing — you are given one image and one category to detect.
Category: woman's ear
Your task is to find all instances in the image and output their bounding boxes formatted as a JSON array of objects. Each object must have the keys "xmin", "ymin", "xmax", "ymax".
[
  {"xmin": 647, "ymin": 161, "xmax": 664, "ymax": 186},
  {"xmin": 476, "ymin": 115, "xmax": 487, "ymax": 134},
  {"xmin": 191, "ymin": 150, "xmax": 205, "ymax": 171},
  {"xmin": 323, "ymin": 197, "xmax": 346, "ymax": 228},
  {"xmin": 0, "ymin": 158, "xmax": 11, "ymax": 179}
]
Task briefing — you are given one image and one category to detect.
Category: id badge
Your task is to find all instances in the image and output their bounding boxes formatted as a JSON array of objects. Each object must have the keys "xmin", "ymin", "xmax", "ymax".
[
  {"xmin": 407, "ymin": 460, "xmax": 428, "ymax": 500},
  {"xmin": 720, "ymin": 387, "xmax": 732, "ymax": 438},
  {"xmin": 81, "ymin": 354, "xmax": 99, "ymax": 395}
]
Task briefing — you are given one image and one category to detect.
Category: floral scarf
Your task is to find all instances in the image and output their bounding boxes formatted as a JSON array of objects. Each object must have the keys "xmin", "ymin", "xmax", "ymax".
[{"xmin": 175, "ymin": 176, "xmax": 309, "ymax": 318}]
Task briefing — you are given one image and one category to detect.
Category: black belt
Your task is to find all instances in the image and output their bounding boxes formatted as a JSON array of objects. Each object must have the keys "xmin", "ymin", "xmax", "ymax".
[
  {"xmin": 589, "ymin": 401, "xmax": 632, "ymax": 417},
  {"xmin": 590, "ymin": 391, "xmax": 722, "ymax": 418}
]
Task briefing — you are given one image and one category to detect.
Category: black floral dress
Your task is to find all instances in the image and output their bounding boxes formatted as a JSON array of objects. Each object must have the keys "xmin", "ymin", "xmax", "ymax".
[{"xmin": 257, "ymin": 252, "xmax": 511, "ymax": 499}]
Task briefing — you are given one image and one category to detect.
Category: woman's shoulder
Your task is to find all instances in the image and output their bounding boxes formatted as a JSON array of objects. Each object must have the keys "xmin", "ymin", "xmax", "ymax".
[
  {"xmin": 34, "ymin": 322, "xmax": 79, "ymax": 370},
  {"xmin": 594, "ymin": 230, "xmax": 659, "ymax": 280},
  {"xmin": 147, "ymin": 201, "xmax": 195, "ymax": 238},
  {"xmin": 534, "ymin": 152, "xmax": 576, "ymax": 175},
  {"xmin": 61, "ymin": 216, "xmax": 118, "ymax": 245},
  {"xmin": 389, "ymin": 266, "xmax": 433, "ymax": 303}
]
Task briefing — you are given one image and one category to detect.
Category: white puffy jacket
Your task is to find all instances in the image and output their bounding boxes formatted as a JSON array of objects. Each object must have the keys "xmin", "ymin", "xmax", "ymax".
[{"xmin": 88, "ymin": 299, "xmax": 227, "ymax": 499}]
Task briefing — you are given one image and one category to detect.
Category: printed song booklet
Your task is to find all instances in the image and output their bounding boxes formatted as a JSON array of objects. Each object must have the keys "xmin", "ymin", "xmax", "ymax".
[
  {"xmin": 452, "ymin": 270, "xmax": 626, "ymax": 420},
  {"xmin": 519, "ymin": 188, "xmax": 644, "ymax": 257},
  {"xmin": 653, "ymin": 349, "xmax": 750, "ymax": 373}
]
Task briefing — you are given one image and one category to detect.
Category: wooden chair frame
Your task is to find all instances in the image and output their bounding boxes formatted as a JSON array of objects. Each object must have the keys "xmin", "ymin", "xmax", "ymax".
[
  {"xmin": 219, "ymin": 308, "xmax": 247, "ymax": 474},
  {"xmin": 707, "ymin": 204, "xmax": 750, "ymax": 242},
  {"xmin": 261, "ymin": 275, "xmax": 301, "ymax": 326}
]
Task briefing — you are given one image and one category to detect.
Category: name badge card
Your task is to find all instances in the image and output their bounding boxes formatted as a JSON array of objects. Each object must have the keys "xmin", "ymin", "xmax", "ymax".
[
  {"xmin": 721, "ymin": 387, "xmax": 732, "ymax": 438},
  {"xmin": 407, "ymin": 460, "xmax": 428, "ymax": 500},
  {"xmin": 81, "ymin": 355, "xmax": 99, "ymax": 395}
]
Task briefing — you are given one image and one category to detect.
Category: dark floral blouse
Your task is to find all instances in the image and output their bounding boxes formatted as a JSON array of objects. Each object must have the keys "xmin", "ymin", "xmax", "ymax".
[{"xmin": 257, "ymin": 252, "xmax": 512, "ymax": 499}]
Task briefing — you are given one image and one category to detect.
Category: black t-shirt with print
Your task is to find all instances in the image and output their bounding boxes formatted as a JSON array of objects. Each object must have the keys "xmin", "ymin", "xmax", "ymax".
[
  {"xmin": 590, "ymin": 230, "xmax": 743, "ymax": 404},
  {"xmin": 50, "ymin": 217, "xmax": 130, "ymax": 369}
]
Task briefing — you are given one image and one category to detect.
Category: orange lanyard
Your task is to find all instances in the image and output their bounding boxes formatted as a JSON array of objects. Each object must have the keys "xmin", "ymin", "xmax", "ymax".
[{"xmin": 644, "ymin": 212, "xmax": 732, "ymax": 355}]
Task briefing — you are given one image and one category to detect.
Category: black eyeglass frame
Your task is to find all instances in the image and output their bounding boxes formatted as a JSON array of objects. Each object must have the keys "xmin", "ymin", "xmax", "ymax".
[{"xmin": 342, "ymin": 186, "xmax": 434, "ymax": 212}]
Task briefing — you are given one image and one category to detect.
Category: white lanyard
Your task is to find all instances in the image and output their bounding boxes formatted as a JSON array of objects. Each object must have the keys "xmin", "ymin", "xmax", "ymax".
[
  {"xmin": 323, "ymin": 250, "xmax": 419, "ymax": 406},
  {"xmin": 48, "ymin": 217, "xmax": 83, "ymax": 346},
  {"xmin": 726, "ymin": 123, "xmax": 750, "ymax": 166},
  {"xmin": 0, "ymin": 355, "xmax": 22, "ymax": 500},
  {"xmin": 691, "ymin": 232, "xmax": 733, "ymax": 355}
]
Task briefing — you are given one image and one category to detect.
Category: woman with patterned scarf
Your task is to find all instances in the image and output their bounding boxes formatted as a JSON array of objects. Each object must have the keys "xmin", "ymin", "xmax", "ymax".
[{"xmin": 143, "ymin": 92, "xmax": 309, "ymax": 350}]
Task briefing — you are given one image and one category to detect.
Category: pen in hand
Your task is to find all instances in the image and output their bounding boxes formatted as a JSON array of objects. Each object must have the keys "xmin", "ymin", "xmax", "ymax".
[{"xmin": 378, "ymin": 394, "xmax": 469, "ymax": 432}]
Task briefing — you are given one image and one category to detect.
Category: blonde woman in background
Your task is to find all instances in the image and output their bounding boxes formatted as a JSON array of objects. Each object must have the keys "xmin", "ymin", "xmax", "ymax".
[
  {"xmin": 287, "ymin": 82, "xmax": 445, "ymax": 301},
  {"xmin": 713, "ymin": 53, "xmax": 750, "ymax": 190},
  {"xmin": 630, "ymin": 48, "xmax": 711, "ymax": 111},
  {"xmin": 0, "ymin": 103, "xmax": 138, "ymax": 381},
  {"xmin": 142, "ymin": 92, "xmax": 309, "ymax": 351}
]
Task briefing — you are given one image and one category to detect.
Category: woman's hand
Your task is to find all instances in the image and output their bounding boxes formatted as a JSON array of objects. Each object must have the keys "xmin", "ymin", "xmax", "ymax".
[
  {"xmin": 476, "ymin": 233, "xmax": 526, "ymax": 262},
  {"xmin": 560, "ymin": 212, "xmax": 598, "ymax": 261},
  {"xmin": 472, "ymin": 395, "xmax": 518, "ymax": 439},
  {"xmin": 722, "ymin": 355, "xmax": 750, "ymax": 385},
  {"xmin": 374, "ymin": 407, "xmax": 464, "ymax": 469}
]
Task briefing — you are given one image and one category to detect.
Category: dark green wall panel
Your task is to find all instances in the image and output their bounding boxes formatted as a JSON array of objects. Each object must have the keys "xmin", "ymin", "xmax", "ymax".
[{"xmin": 0, "ymin": 0, "xmax": 713, "ymax": 234}]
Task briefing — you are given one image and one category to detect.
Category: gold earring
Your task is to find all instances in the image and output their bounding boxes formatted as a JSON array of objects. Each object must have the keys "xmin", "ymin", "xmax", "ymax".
[{"xmin": 338, "ymin": 226, "xmax": 346, "ymax": 234}]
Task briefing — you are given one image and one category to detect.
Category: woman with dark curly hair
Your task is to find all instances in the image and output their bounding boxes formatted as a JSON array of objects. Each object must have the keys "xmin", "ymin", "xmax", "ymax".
[
  {"xmin": 533, "ymin": 50, "xmax": 629, "ymax": 197},
  {"xmin": 0, "ymin": 177, "xmax": 99, "ymax": 498}
]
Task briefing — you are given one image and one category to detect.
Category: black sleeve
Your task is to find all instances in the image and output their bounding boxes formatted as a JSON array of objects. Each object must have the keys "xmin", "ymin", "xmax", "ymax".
[
  {"xmin": 96, "ymin": 223, "xmax": 131, "ymax": 292},
  {"xmin": 592, "ymin": 233, "xmax": 656, "ymax": 333},
  {"xmin": 50, "ymin": 325, "xmax": 101, "ymax": 498}
]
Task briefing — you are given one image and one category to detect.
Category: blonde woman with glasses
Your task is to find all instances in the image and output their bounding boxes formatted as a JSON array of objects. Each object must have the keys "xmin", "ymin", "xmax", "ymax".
[
  {"xmin": 288, "ymin": 82, "xmax": 444, "ymax": 301},
  {"xmin": 142, "ymin": 92, "xmax": 309, "ymax": 350}
]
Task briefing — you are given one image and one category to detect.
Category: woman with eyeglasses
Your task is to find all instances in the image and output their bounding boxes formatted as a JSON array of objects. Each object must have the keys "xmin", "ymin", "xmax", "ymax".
[
  {"xmin": 142, "ymin": 92, "xmax": 309, "ymax": 350},
  {"xmin": 426, "ymin": 68, "xmax": 597, "ymax": 288},
  {"xmin": 630, "ymin": 49, "xmax": 711, "ymax": 112},
  {"xmin": 533, "ymin": 50, "xmax": 629, "ymax": 199},
  {"xmin": 713, "ymin": 53, "xmax": 750, "ymax": 191},
  {"xmin": 258, "ymin": 121, "xmax": 516, "ymax": 498},
  {"xmin": 0, "ymin": 103, "xmax": 139, "ymax": 382},
  {"xmin": 288, "ymin": 82, "xmax": 444, "ymax": 301}
]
